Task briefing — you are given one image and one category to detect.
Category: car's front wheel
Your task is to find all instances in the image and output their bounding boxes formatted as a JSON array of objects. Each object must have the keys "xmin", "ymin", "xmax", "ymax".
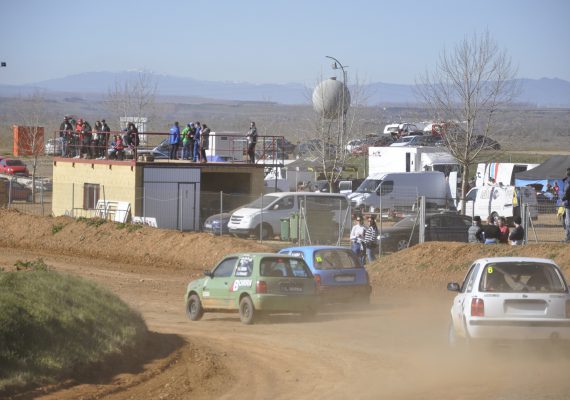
[
  {"xmin": 186, "ymin": 294, "xmax": 204, "ymax": 321},
  {"xmin": 252, "ymin": 223, "xmax": 273, "ymax": 240},
  {"xmin": 239, "ymin": 296, "xmax": 255, "ymax": 324},
  {"xmin": 396, "ymin": 239, "xmax": 409, "ymax": 251}
]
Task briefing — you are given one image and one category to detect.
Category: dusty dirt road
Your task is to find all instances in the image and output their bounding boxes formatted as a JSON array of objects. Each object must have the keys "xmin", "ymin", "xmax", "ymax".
[{"xmin": 3, "ymin": 248, "xmax": 570, "ymax": 400}]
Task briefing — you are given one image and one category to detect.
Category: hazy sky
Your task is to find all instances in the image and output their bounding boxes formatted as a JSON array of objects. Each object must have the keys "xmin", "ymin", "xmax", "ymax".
[{"xmin": 1, "ymin": 0, "xmax": 569, "ymax": 86}]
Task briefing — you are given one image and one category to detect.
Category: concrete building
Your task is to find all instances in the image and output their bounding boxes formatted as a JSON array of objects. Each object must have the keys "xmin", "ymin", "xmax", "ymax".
[{"xmin": 52, "ymin": 158, "xmax": 264, "ymax": 231}]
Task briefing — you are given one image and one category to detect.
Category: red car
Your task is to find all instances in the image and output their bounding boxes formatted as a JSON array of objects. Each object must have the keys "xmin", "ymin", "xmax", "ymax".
[{"xmin": 0, "ymin": 158, "xmax": 29, "ymax": 176}]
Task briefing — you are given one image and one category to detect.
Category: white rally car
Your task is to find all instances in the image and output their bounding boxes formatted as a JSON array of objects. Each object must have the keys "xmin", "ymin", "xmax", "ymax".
[{"xmin": 447, "ymin": 257, "xmax": 570, "ymax": 344}]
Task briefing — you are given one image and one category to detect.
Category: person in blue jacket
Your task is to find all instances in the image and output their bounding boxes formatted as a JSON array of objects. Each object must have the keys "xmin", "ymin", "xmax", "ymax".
[
  {"xmin": 169, "ymin": 121, "xmax": 180, "ymax": 160},
  {"xmin": 193, "ymin": 122, "xmax": 202, "ymax": 162}
]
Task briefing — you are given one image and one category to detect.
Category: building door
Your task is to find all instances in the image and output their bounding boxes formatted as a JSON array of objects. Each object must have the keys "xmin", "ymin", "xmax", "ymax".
[{"xmin": 179, "ymin": 183, "xmax": 198, "ymax": 231}]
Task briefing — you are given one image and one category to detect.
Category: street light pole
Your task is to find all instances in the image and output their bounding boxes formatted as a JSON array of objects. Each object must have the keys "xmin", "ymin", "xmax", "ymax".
[{"xmin": 325, "ymin": 55, "xmax": 348, "ymax": 154}]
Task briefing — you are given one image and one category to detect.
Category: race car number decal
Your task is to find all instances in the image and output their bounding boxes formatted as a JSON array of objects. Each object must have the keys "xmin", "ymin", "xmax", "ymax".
[{"xmin": 232, "ymin": 279, "xmax": 252, "ymax": 291}]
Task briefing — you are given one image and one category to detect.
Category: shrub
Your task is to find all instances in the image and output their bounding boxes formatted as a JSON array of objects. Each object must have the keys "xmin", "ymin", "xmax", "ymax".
[{"xmin": 0, "ymin": 270, "xmax": 147, "ymax": 393}]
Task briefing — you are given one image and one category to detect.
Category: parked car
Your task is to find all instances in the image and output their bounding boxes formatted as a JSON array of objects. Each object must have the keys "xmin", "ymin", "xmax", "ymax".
[
  {"xmin": 295, "ymin": 140, "xmax": 337, "ymax": 158},
  {"xmin": 44, "ymin": 137, "xmax": 64, "ymax": 156},
  {"xmin": 9, "ymin": 180, "xmax": 33, "ymax": 202},
  {"xmin": 345, "ymin": 139, "xmax": 364, "ymax": 153},
  {"xmin": 447, "ymin": 257, "xmax": 570, "ymax": 344},
  {"xmin": 379, "ymin": 212, "xmax": 472, "ymax": 252},
  {"xmin": 184, "ymin": 253, "xmax": 318, "ymax": 324},
  {"xmin": 351, "ymin": 135, "xmax": 394, "ymax": 155},
  {"xmin": 203, "ymin": 212, "xmax": 232, "ymax": 235},
  {"xmin": 390, "ymin": 135, "xmax": 441, "ymax": 147},
  {"xmin": 470, "ymin": 135, "xmax": 500, "ymax": 150},
  {"xmin": 278, "ymin": 246, "xmax": 372, "ymax": 304},
  {"xmin": 0, "ymin": 159, "xmax": 29, "ymax": 176}
]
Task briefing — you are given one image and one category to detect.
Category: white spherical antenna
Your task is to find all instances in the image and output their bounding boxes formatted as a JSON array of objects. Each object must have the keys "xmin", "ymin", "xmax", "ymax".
[{"xmin": 312, "ymin": 77, "xmax": 351, "ymax": 120}]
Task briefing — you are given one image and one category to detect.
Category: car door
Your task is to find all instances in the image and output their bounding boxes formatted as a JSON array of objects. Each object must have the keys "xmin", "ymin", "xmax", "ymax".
[
  {"xmin": 451, "ymin": 263, "xmax": 480, "ymax": 337},
  {"xmin": 202, "ymin": 256, "xmax": 238, "ymax": 309}
]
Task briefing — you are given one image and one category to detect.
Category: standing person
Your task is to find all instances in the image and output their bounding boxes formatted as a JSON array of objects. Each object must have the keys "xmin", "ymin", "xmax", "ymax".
[
  {"xmin": 481, "ymin": 215, "xmax": 500, "ymax": 244},
  {"xmin": 350, "ymin": 215, "xmax": 366, "ymax": 266},
  {"xmin": 81, "ymin": 120, "xmax": 93, "ymax": 158},
  {"xmin": 497, "ymin": 217, "xmax": 510, "ymax": 244},
  {"xmin": 193, "ymin": 122, "xmax": 202, "ymax": 162},
  {"xmin": 92, "ymin": 121, "xmax": 102, "ymax": 160},
  {"xmin": 246, "ymin": 121, "xmax": 258, "ymax": 164},
  {"xmin": 59, "ymin": 116, "xmax": 73, "ymax": 157},
  {"xmin": 73, "ymin": 118, "xmax": 83, "ymax": 158},
  {"xmin": 509, "ymin": 216, "xmax": 525, "ymax": 245},
  {"xmin": 562, "ymin": 168, "xmax": 570, "ymax": 243},
  {"xmin": 200, "ymin": 123, "xmax": 211, "ymax": 163},
  {"xmin": 100, "ymin": 119, "xmax": 111, "ymax": 159},
  {"xmin": 364, "ymin": 216, "xmax": 379, "ymax": 263},
  {"xmin": 169, "ymin": 121, "xmax": 180, "ymax": 160},
  {"xmin": 181, "ymin": 123, "xmax": 193, "ymax": 160},
  {"xmin": 468, "ymin": 216, "xmax": 483, "ymax": 243}
]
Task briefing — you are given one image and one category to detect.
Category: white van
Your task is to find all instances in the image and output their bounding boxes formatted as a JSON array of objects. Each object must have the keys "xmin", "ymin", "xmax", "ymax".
[
  {"xmin": 464, "ymin": 185, "xmax": 538, "ymax": 223},
  {"xmin": 228, "ymin": 192, "xmax": 350, "ymax": 240},
  {"xmin": 347, "ymin": 171, "xmax": 450, "ymax": 211}
]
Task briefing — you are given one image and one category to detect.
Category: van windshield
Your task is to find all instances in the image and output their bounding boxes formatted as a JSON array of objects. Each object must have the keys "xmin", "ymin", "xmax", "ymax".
[
  {"xmin": 355, "ymin": 179, "xmax": 381, "ymax": 194},
  {"xmin": 246, "ymin": 194, "xmax": 281, "ymax": 209}
]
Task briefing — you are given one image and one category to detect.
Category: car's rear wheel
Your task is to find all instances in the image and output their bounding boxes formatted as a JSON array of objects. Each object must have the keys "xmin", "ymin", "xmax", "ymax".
[
  {"xmin": 239, "ymin": 296, "xmax": 255, "ymax": 324},
  {"xmin": 186, "ymin": 294, "xmax": 204, "ymax": 321}
]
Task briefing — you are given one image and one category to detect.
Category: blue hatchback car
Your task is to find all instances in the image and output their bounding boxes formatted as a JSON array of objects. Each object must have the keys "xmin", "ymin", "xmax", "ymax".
[{"xmin": 278, "ymin": 246, "xmax": 372, "ymax": 304}]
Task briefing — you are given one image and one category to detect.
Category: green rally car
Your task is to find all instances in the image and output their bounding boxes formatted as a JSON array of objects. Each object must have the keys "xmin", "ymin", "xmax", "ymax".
[{"xmin": 185, "ymin": 253, "xmax": 318, "ymax": 324}]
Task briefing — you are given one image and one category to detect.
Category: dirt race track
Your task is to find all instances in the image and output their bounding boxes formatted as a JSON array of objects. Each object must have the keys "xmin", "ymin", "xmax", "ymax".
[{"xmin": 2, "ymin": 208, "xmax": 570, "ymax": 400}]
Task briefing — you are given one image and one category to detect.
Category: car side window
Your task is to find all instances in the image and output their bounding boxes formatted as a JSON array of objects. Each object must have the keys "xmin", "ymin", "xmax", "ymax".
[
  {"xmin": 234, "ymin": 256, "xmax": 253, "ymax": 277},
  {"xmin": 380, "ymin": 181, "xmax": 394, "ymax": 195},
  {"xmin": 461, "ymin": 263, "xmax": 479, "ymax": 293},
  {"xmin": 273, "ymin": 196, "xmax": 294, "ymax": 210},
  {"xmin": 212, "ymin": 257, "xmax": 238, "ymax": 278}
]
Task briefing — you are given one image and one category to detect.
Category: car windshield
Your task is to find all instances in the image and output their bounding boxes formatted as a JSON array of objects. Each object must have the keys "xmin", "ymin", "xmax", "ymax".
[
  {"xmin": 479, "ymin": 262, "xmax": 566, "ymax": 293},
  {"xmin": 246, "ymin": 194, "xmax": 281, "ymax": 209},
  {"xmin": 259, "ymin": 257, "xmax": 312, "ymax": 278},
  {"xmin": 355, "ymin": 179, "xmax": 380, "ymax": 194},
  {"xmin": 395, "ymin": 137, "xmax": 414, "ymax": 143},
  {"xmin": 313, "ymin": 249, "xmax": 362, "ymax": 270}
]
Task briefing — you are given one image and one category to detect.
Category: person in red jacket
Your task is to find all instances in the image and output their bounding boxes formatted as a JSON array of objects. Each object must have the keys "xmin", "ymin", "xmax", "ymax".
[{"xmin": 497, "ymin": 217, "xmax": 509, "ymax": 244}]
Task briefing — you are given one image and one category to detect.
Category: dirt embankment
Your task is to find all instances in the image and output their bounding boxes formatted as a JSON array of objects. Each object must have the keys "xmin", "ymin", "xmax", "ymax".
[{"xmin": 2, "ymin": 207, "xmax": 569, "ymax": 289}]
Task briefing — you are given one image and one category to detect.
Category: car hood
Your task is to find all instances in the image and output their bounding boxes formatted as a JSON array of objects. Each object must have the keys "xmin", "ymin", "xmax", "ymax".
[{"xmin": 231, "ymin": 207, "xmax": 260, "ymax": 218}]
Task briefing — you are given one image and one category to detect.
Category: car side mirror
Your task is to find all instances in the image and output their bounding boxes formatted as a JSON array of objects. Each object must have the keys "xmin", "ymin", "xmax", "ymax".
[
  {"xmin": 204, "ymin": 270, "xmax": 213, "ymax": 278},
  {"xmin": 447, "ymin": 282, "xmax": 460, "ymax": 292}
]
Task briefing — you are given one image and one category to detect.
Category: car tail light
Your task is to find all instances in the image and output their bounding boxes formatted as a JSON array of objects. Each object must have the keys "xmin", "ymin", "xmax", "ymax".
[
  {"xmin": 471, "ymin": 298, "xmax": 485, "ymax": 317},
  {"xmin": 566, "ymin": 300, "xmax": 570, "ymax": 318},
  {"xmin": 314, "ymin": 274, "xmax": 321, "ymax": 287},
  {"xmin": 256, "ymin": 280, "xmax": 267, "ymax": 294}
]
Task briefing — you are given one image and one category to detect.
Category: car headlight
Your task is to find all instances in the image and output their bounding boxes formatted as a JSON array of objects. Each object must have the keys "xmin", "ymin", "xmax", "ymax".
[
  {"xmin": 241, "ymin": 215, "xmax": 252, "ymax": 223},
  {"xmin": 379, "ymin": 232, "xmax": 390, "ymax": 239}
]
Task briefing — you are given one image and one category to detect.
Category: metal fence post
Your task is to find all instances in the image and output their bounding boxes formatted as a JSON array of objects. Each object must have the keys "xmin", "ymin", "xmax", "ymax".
[
  {"xmin": 522, "ymin": 203, "xmax": 529, "ymax": 244},
  {"xmin": 260, "ymin": 193, "xmax": 263, "ymax": 242},
  {"xmin": 219, "ymin": 190, "xmax": 223, "ymax": 236},
  {"xmin": 419, "ymin": 196, "xmax": 426, "ymax": 244},
  {"xmin": 71, "ymin": 183, "xmax": 74, "ymax": 217}
]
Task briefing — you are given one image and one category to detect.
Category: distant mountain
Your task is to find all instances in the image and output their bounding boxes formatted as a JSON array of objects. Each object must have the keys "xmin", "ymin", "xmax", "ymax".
[{"xmin": 1, "ymin": 71, "xmax": 569, "ymax": 106}]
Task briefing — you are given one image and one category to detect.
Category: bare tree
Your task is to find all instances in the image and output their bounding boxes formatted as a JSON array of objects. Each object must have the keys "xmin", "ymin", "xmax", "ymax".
[
  {"xmin": 302, "ymin": 74, "xmax": 369, "ymax": 192},
  {"xmin": 416, "ymin": 31, "xmax": 518, "ymax": 212},
  {"xmin": 14, "ymin": 91, "xmax": 49, "ymax": 201},
  {"xmin": 105, "ymin": 70, "xmax": 158, "ymax": 135}
]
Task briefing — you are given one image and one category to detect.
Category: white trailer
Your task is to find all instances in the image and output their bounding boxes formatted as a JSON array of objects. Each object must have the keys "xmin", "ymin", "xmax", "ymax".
[
  {"xmin": 368, "ymin": 146, "xmax": 459, "ymax": 177},
  {"xmin": 205, "ymin": 132, "xmax": 245, "ymax": 161},
  {"xmin": 475, "ymin": 162, "xmax": 539, "ymax": 187}
]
